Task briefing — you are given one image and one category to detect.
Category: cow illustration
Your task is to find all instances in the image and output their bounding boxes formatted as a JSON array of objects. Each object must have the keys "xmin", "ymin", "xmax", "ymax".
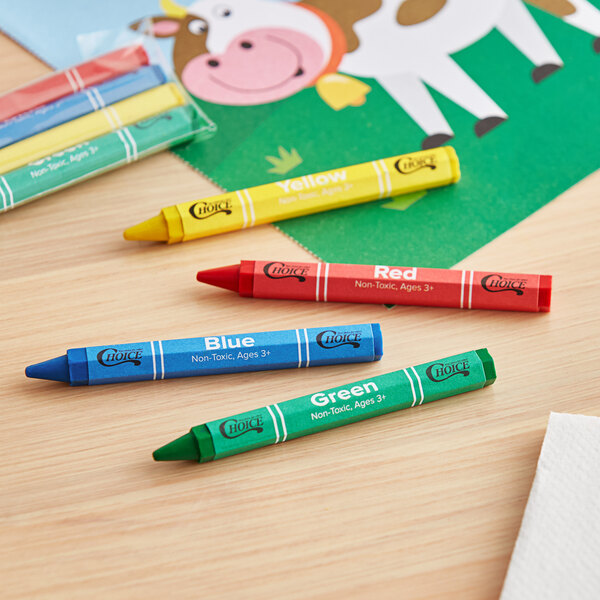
[{"xmin": 132, "ymin": 0, "xmax": 600, "ymax": 149}]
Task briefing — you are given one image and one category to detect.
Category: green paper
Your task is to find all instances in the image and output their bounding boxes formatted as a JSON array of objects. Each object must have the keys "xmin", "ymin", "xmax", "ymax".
[{"xmin": 173, "ymin": 6, "xmax": 600, "ymax": 266}]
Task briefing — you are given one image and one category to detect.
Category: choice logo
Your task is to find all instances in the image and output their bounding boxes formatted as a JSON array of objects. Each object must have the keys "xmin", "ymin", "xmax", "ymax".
[
  {"xmin": 394, "ymin": 154, "xmax": 437, "ymax": 175},
  {"xmin": 189, "ymin": 198, "xmax": 233, "ymax": 220},
  {"xmin": 426, "ymin": 359, "xmax": 470, "ymax": 382},
  {"xmin": 133, "ymin": 114, "xmax": 172, "ymax": 129},
  {"xmin": 263, "ymin": 261, "xmax": 309, "ymax": 282},
  {"xmin": 481, "ymin": 274, "xmax": 526, "ymax": 296},
  {"xmin": 97, "ymin": 348, "xmax": 143, "ymax": 367},
  {"xmin": 316, "ymin": 329, "xmax": 361, "ymax": 350},
  {"xmin": 219, "ymin": 414, "xmax": 264, "ymax": 439}
]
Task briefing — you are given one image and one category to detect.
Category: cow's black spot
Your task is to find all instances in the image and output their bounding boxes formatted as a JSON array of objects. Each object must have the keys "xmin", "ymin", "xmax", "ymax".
[
  {"xmin": 240, "ymin": 41, "xmax": 252, "ymax": 49},
  {"xmin": 207, "ymin": 59, "xmax": 220, "ymax": 68}
]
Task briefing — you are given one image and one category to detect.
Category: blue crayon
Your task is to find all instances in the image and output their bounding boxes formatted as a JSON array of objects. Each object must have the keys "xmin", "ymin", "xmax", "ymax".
[
  {"xmin": 26, "ymin": 324, "xmax": 383, "ymax": 385},
  {"xmin": 0, "ymin": 65, "xmax": 166, "ymax": 148}
]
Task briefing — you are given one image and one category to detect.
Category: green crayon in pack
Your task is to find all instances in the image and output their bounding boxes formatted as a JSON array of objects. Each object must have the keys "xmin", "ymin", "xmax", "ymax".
[{"xmin": 0, "ymin": 105, "xmax": 208, "ymax": 212}]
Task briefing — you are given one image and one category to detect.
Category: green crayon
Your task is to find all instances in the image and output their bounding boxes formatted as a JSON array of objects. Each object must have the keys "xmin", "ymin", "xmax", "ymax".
[
  {"xmin": 0, "ymin": 105, "xmax": 211, "ymax": 212},
  {"xmin": 154, "ymin": 348, "xmax": 496, "ymax": 463}
]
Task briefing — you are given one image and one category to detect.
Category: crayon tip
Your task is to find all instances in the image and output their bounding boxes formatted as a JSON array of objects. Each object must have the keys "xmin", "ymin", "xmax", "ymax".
[
  {"xmin": 25, "ymin": 355, "xmax": 70, "ymax": 383},
  {"xmin": 153, "ymin": 432, "xmax": 200, "ymax": 461},
  {"xmin": 123, "ymin": 215, "xmax": 168, "ymax": 242},
  {"xmin": 196, "ymin": 264, "xmax": 240, "ymax": 293}
]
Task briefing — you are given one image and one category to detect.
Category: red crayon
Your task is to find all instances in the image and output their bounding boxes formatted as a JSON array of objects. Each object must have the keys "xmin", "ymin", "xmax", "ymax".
[
  {"xmin": 0, "ymin": 45, "xmax": 149, "ymax": 122},
  {"xmin": 197, "ymin": 260, "xmax": 552, "ymax": 313}
]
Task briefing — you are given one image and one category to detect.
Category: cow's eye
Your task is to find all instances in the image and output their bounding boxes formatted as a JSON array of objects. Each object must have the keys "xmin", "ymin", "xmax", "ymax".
[
  {"xmin": 188, "ymin": 19, "xmax": 208, "ymax": 35},
  {"xmin": 214, "ymin": 5, "xmax": 232, "ymax": 18}
]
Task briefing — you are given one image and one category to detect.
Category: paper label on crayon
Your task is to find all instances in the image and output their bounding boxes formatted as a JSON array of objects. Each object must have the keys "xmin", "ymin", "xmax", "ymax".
[
  {"xmin": 83, "ymin": 324, "xmax": 378, "ymax": 385},
  {"xmin": 177, "ymin": 148, "xmax": 457, "ymax": 240},
  {"xmin": 205, "ymin": 350, "xmax": 486, "ymax": 459},
  {"xmin": 250, "ymin": 261, "xmax": 542, "ymax": 312}
]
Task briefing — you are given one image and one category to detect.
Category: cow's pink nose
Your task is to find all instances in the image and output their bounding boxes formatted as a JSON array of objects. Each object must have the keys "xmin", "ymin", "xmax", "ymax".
[{"xmin": 181, "ymin": 27, "xmax": 325, "ymax": 106}]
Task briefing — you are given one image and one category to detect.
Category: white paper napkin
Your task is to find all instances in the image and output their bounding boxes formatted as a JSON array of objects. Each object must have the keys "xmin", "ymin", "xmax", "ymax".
[{"xmin": 500, "ymin": 412, "xmax": 600, "ymax": 600}]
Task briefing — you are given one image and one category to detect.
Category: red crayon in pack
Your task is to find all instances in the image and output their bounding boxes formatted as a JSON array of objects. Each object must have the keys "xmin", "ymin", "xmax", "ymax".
[
  {"xmin": 0, "ymin": 45, "xmax": 149, "ymax": 122},
  {"xmin": 197, "ymin": 260, "xmax": 552, "ymax": 313}
]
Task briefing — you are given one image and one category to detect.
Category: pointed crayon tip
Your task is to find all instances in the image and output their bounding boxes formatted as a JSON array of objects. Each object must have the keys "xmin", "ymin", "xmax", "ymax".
[
  {"xmin": 25, "ymin": 355, "xmax": 70, "ymax": 383},
  {"xmin": 153, "ymin": 432, "xmax": 200, "ymax": 461},
  {"xmin": 196, "ymin": 264, "xmax": 240, "ymax": 293},
  {"xmin": 123, "ymin": 214, "xmax": 169, "ymax": 242}
]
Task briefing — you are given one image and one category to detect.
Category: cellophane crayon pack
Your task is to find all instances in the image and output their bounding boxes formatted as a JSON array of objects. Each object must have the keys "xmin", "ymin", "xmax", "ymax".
[{"xmin": 0, "ymin": 33, "xmax": 215, "ymax": 212}]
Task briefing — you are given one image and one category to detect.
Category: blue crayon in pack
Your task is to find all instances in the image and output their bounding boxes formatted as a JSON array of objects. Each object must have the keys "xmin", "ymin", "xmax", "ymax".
[
  {"xmin": 0, "ymin": 65, "xmax": 166, "ymax": 148},
  {"xmin": 25, "ymin": 324, "xmax": 383, "ymax": 385}
]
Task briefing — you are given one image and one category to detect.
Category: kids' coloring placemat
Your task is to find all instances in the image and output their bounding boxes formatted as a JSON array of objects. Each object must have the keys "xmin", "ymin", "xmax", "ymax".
[{"xmin": 2, "ymin": 0, "xmax": 600, "ymax": 265}]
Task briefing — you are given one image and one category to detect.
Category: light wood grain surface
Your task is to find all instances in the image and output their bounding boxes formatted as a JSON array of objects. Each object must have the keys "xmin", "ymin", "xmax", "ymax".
[{"xmin": 1, "ymin": 32, "xmax": 599, "ymax": 600}]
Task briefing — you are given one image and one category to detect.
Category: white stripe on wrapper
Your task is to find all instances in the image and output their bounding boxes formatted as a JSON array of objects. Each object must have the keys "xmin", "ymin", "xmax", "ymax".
[
  {"xmin": 236, "ymin": 190, "xmax": 248, "ymax": 228},
  {"xmin": 295, "ymin": 329, "xmax": 302, "ymax": 368},
  {"xmin": 85, "ymin": 90, "xmax": 99, "ymax": 111},
  {"xmin": 468, "ymin": 270, "xmax": 474, "ymax": 310},
  {"xmin": 410, "ymin": 366, "xmax": 425, "ymax": 405},
  {"xmin": 243, "ymin": 189, "xmax": 255, "ymax": 227},
  {"xmin": 315, "ymin": 262, "xmax": 321, "ymax": 301},
  {"xmin": 70, "ymin": 67, "xmax": 85, "ymax": 90},
  {"xmin": 303, "ymin": 328, "xmax": 310, "ymax": 367},
  {"xmin": 371, "ymin": 161, "xmax": 384, "ymax": 198},
  {"xmin": 122, "ymin": 127, "xmax": 138, "ymax": 161},
  {"xmin": 0, "ymin": 177, "xmax": 13, "ymax": 210},
  {"xmin": 158, "ymin": 340, "xmax": 165, "ymax": 379},
  {"xmin": 266, "ymin": 405, "xmax": 280, "ymax": 443},
  {"xmin": 274, "ymin": 404, "xmax": 288, "ymax": 442},
  {"xmin": 150, "ymin": 341, "xmax": 157, "ymax": 380},
  {"xmin": 404, "ymin": 368, "xmax": 417, "ymax": 407},
  {"xmin": 116, "ymin": 130, "xmax": 132, "ymax": 163},
  {"xmin": 379, "ymin": 159, "xmax": 392, "ymax": 196},
  {"xmin": 64, "ymin": 70, "xmax": 78, "ymax": 93}
]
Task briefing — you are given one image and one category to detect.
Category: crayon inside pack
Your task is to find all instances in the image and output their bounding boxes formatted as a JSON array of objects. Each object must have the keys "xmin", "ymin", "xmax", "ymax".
[
  {"xmin": 0, "ymin": 41, "xmax": 216, "ymax": 211},
  {"xmin": 0, "ymin": 45, "xmax": 150, "ymax": 122}
]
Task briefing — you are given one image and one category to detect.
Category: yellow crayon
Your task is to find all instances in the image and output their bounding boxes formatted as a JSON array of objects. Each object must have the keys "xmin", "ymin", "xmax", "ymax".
[
  {"xmin": 0, "ymin": 83, "xmax": 184, "ymax": 174},
  {"xmin": 124, "ymin": 147, "xmax": 460, "ymax": 244}
]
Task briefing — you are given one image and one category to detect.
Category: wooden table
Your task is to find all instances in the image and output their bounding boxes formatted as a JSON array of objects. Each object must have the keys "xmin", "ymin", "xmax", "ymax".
[{"xmin": 1, "ymin": 33, "xmax": 599, "ymax": 599}]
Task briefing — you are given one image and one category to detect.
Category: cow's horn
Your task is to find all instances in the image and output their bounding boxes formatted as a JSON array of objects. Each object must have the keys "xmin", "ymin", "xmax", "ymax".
[{"xmin": 160, "ymin": 0, "xmax": 187, "ymax": 18}]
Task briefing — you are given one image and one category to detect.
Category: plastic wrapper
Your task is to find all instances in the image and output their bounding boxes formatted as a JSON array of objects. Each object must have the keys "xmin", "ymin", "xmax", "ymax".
[{"xmin": 0, "ymin": 36, "xmax": 215, "ymax": 212}]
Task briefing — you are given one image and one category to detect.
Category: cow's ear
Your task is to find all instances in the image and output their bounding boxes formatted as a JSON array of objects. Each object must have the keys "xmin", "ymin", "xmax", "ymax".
[{"xmin": 130, "ymin": 16, "xmax": 183, "ymax": 38}]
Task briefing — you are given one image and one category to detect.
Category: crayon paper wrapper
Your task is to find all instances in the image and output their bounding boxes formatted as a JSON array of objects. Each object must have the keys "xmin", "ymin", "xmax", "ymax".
[
  {"xmin": 175, "ymin": 148, "xmax": 457, "ymax": 241},
  {"xmin": 205, "ymin": 350, "xmax": 486, "ymax": 459},
  {"xmin": 250, "ymin": 261, "xmax": 543, "ymax": 312},
  {"xmin": 80, "ymin": 324, "xmax": 379, "ymax": 385}
]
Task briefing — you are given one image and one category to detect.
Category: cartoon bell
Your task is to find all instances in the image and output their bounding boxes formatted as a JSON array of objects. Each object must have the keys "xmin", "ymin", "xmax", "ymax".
[{"xmin": 315, "ymin": 73, "xmax": 371, "ymax": 111}]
